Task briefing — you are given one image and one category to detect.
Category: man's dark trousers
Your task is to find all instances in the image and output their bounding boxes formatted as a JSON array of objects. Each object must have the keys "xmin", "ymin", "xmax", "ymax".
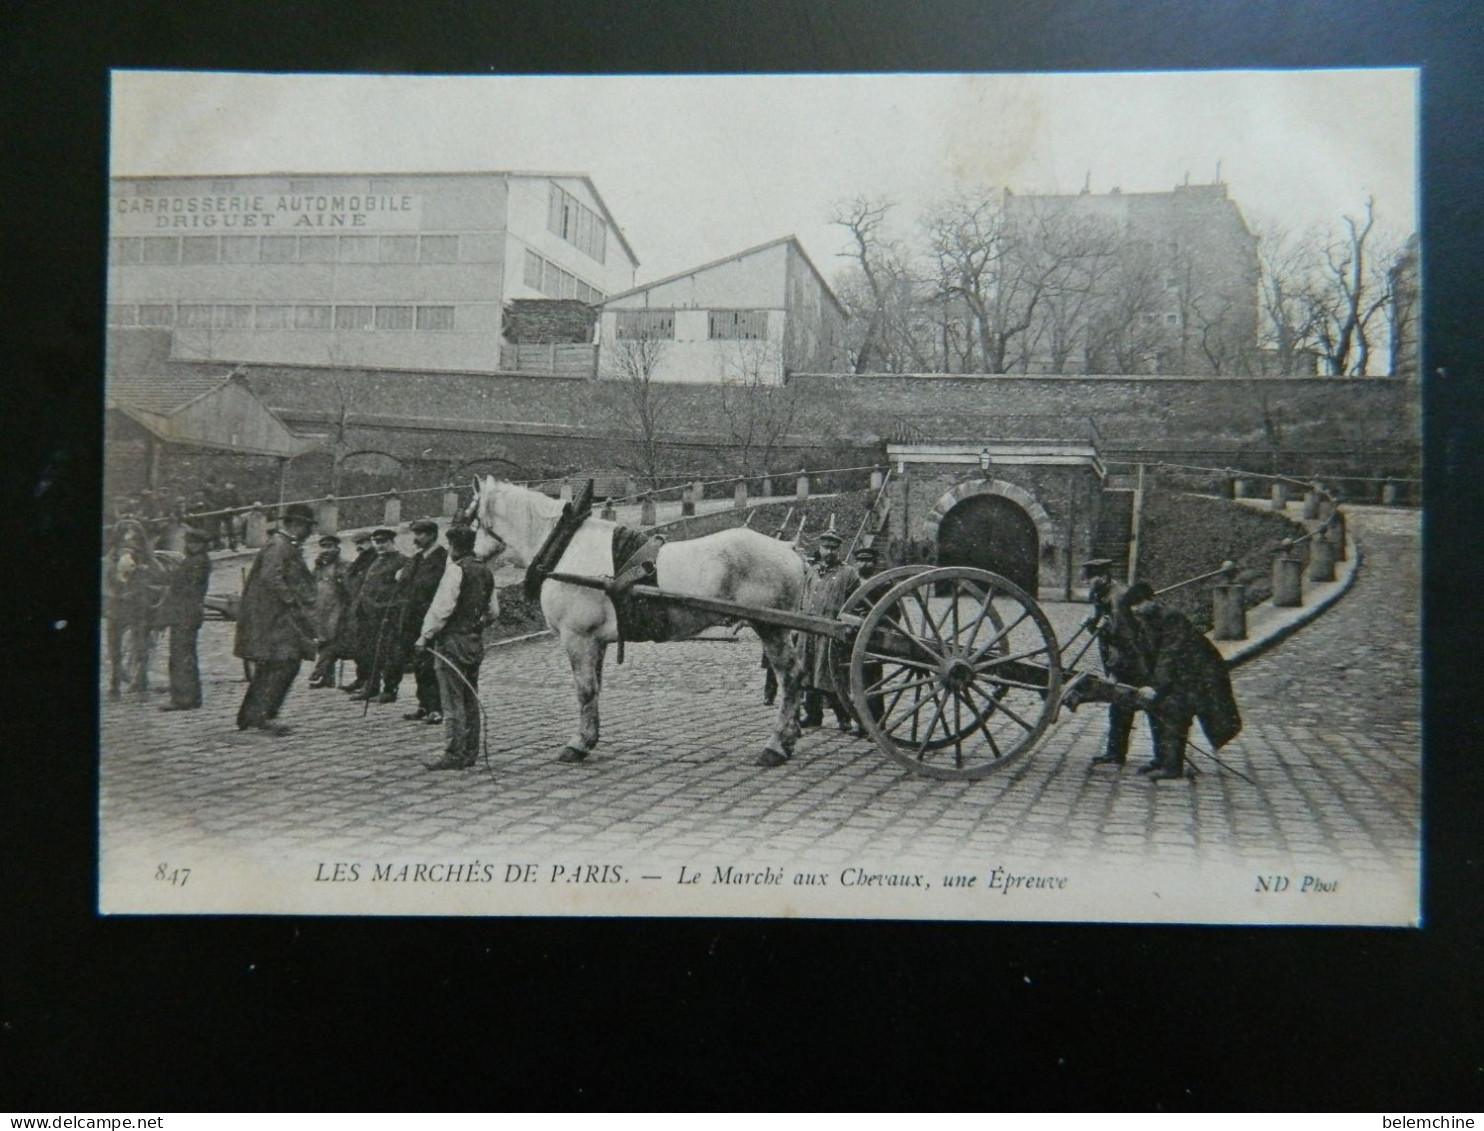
[
  {"xmin": 167, "ymin": 624, "xmax": 202, "ymax": 708},
  {"xmin": 434, "ymin": 655, "xmax": 481, "ymax": 762},
  {"xmin": 412, "ymin": 648, "xmax": 441, "ymax": 713},
  {"xmin": 237, "ymin": 660, "xmax": 301, "ymax": 729}
]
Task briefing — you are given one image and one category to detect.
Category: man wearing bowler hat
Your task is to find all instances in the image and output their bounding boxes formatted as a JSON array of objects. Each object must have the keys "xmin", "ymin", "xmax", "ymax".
[{"xmin": 234, "ymin": 503, "xmax": 318, "ymax": 735}]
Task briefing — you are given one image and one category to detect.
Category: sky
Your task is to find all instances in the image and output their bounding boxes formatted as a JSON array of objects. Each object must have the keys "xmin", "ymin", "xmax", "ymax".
[{"xmin": 112, "ymin": 70, "xmax": 1418, "ymax": 286}]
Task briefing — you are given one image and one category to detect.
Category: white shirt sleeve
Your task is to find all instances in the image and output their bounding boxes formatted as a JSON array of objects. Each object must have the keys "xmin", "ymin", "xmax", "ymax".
[{"xmin": 418, "ymin": 556, "xmax": 463, "ymax": 643}]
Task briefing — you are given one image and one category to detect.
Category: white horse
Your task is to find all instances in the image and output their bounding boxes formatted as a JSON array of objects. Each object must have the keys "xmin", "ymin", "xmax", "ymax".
[{"xmin": 468, "ymin": 476, "xmax": 809, "ymax": 767}]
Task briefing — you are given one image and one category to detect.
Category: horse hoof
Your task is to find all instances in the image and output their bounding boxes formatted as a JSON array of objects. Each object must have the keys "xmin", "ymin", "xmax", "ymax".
[
  {"xmin": 755, "ymin": 749, "xmax": 789, "ymax": 768},
  {"xmin": 558, "ymin": 746, "xmax": 590, "ymax": 764}
]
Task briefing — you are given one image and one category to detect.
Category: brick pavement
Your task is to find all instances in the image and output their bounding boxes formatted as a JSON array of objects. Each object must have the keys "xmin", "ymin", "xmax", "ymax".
[{"xmin": 99, "ymin": 507, "xmax": 1419, "ymax": 918}]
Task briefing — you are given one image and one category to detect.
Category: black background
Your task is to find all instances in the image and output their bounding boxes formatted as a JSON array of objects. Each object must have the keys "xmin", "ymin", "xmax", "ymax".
[{"xmin": 3, "ymin": 0, "xmax": 1481, "ymax": 1111}]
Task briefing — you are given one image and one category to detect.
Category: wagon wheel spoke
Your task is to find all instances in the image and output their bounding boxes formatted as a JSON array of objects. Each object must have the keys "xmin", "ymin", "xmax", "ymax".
[
  {"xmin": 952, "ymin": 690, "xmax": 963, "ymax": 768},
  {"xmin": 883, "ymin": 682, "xmax": 940, "ymax": 738},
  {"xmin": 974, "ymin": 673, "xmax": 1052, "ymax": 693},
  {"xmin": 862, "ymin": 650, "xmax": 938, "ymax": 673},
  {"xmin": 955, "ymin": 687, "xmax": 1005, "ymax": 760},
  {"xmin": 957, "ymin": 584, "xmax": 996, "ymax": 651},
  {"xmin": 887, "ymin": 625, "xmax": 948, "ymax": 667},
  {"xmin": 908, "ymin": 590, "xmax": 952, "ymax": 652},
  {"xmin": 864, "ymin": 670, "xmax": 940, "ymax": 698},
  {"xmin": 963, "ymin": 681, "xmax": 1035, "ymax": 733},
  {"xmin": 967, "ymin": 610, "xmax": 1031, "ymax": 664},
  {"xmin": 912, "ymin": 693, "xmax": 951, "ymax": 760},
  {"xmin": 974, "ymin": 643, "xmax": 1052, "ymax": 671}
]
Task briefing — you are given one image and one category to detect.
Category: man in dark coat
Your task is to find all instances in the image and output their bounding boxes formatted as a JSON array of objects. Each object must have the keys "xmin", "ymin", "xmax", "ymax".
[
  {"xmin": 234, "ymin": 503, "xmax": 318, "ymax": 734},
  {"xmin": 307, "ymin": 534, "xmax": 350, "ymax": 689},
  {"xmin": 158, "ymin": 526, "xmax": 212, "ymax": 711},
  {"xmin": 347, "ymin": 528, "xmax": 408, "ymax": 704},
  {"xmin": 1122, "ymin": 580, "xmax": 1243, "ymax": 781},
  {"xmin": 338, "ymin": 533, "xmax": 376, "ymax": 692},
  {"xmin": 395, "ymin": 519, "xmax": 449, "ymax": 723},
  {"xmin": 1078, "ymin": 559, "xmax": 1153, "ymax": 769},
  {"xmin": 414, "ymin": 524, "xmax": 497, "ymax": 770}
]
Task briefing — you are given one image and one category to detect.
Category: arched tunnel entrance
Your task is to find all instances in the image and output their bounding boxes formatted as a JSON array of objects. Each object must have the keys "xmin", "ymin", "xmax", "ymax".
[{"xmin": 936, "ymin": 493, "xmax": 1040, "ymax": 594}]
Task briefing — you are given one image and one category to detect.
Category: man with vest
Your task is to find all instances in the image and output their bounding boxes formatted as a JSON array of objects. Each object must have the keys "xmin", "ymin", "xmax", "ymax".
[{"xmin": 414, "ymin": 524, "xmax": 497, "ymax": 771}]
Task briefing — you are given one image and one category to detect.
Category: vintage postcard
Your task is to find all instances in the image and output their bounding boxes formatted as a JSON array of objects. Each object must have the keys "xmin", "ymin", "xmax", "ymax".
[{"xmin": 100, "ymin": 69, "xmax": 1420, "ymax": 922}]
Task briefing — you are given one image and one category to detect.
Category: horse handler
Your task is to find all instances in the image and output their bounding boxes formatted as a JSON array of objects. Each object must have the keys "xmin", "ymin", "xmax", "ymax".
[
  {"xmin": 413, "ymin": 525, "xmax": 497, "ymax": 771},
  {"xmin": 234, "ymin": 503, "xmax": 318, "ymax": 736},
  {"xmin": 158, "ymin": 526, "xmax": 212, "ymax": 711}
]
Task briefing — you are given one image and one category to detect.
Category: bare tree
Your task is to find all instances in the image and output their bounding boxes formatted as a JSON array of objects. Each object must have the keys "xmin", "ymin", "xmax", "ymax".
[
  {"xmin": 1307, "ymin": 197, "xmax": 1395, "ymax": 376},
  {"xmin": 1254, "ymin": 221, "xmax": 1322, "ymax": 376},
  {"xmin": 598, "ymin": 331, "xmax": 675, "ymax": 491},
  {"xmin": 830, "ymin": 195, "xmax": 932, "ymax": 373},
  {"xmin": 715, "ymin": 340, "xmax": 803, "ymax": 477},
  {"xmin": 1084, "ymin": 238, "xmax": 1166, "ymax": 374}
]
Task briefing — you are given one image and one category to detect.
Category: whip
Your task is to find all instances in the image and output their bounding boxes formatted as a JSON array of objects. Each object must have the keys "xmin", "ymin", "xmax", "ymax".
[{"xmin": 423, "ymin": 644, "xmax": 491, "ymax": 771}]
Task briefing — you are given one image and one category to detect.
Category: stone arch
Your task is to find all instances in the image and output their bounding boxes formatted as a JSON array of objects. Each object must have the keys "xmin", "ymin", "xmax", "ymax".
[{"xmin": 926, "ymin": 478, "xmax": 1058, "ymax": 548}]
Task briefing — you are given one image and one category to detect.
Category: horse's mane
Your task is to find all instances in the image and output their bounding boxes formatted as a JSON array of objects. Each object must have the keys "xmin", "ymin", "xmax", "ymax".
[{"xmin": 480, "ymin": 478, "xmax": 567, "ymax": 555}]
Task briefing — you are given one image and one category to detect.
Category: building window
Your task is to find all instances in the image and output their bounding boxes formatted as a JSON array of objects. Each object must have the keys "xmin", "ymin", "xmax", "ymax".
[
  {"xmin": 289, "ymin": 179, "xmax": 316, "ymax": 193},
  {"xmin": 615, "ymin": 310, "xmax": 674, "ymax": 340},
  {"xmin": 420, "ymin": 236, "xmax": 459, "ymax": 263},
  {"xmin": 107, "ymin": 304, "xmax": 137, "ymax": 326},
  {"xmin": 374, "ymin": 305, "xmax": 414, "ymax": 331},
  {"xmin": 214, "ymin": 305, "xmax": 253, "ymax": 329},
  {"xmin": 141, "ymin": 237, "xmax": 180, "ymax": 265},
  {"xmin": 222, "ymin": 236, "xmax": 259, "ymax": 263},
  {"xmin": 139, "ymin": 304, "xmax": 175, "ymax": 327},
  {"xmin": 709, "ymin": 310, "xmax": 769, "ymax": 340},
  {"xmin": 181, "ymin": 237, "xmax": 219, "ymax": 265},
  {"xmin": 294, "ymin": 305, "xmax": 332, "ymax": 330},
  {"xmin": 380, "ymin": 236, "xmax": 417, "ymax": 263},
  {"xmin": 255, "ymin": 305, "xmax": 293, "ymax": 329},
  {"xmin": 1164, "ymin": 312, "xmax": 1180, "ymax": 325},
  {"xmin": 178, "ymin": 305, "xmax": 214, "ymax": 328},
  {"xmin": 1164, "ymin": 277, "xmax": 1178, "ymax": 290},
  {"xmin": 110, "ymin": 237, "xmax": 141, "ymax": 264},
  {"xmin": 334, "ymin": 305, "xmax": 374, "ymax": 331},
  {"xmin": 524, "ymin": 249, "xmax": 543, "ymax": 290},
  {"xmin": 339, "ymin": 236, "xmax": 378, "ymax": 262},
  {"xmin": 261, "ymin": 237, "xmax": 297, "ymax": 263},
  {"xmin": 299, "ymin": 237, "xmax": 337, "ymax": 263},
  {"xmin": 547, "ymin": 182, "xmax": 607, "ymax": 263},
  {"xmin": 416, "ymin": 305, "xmax": 455, "ymax": 331}
]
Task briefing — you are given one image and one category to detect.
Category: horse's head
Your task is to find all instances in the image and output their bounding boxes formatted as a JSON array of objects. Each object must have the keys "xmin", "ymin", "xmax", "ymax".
[{"xmin": 468, "ymin": 476, "xmax": 507, "ymax": 562}]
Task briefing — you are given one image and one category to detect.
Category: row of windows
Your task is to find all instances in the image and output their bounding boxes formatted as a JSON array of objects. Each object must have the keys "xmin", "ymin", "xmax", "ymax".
[
  {"xmin": 107, "ymin": 303, "xmax": 458, "ymax": 331},
  {"xmin": 110, "ymin": 234, "xmax": 461, "ymax": 266},
  {"xmin": 547, "ymin": 183, "xmax": 607, "ymax": 263},
  {"xmin": 522, "ymin": 250, "xmax": 605, "ymax": 305},
  {"xmin": 614, "ymin": 309, "xmax": 770, "ymax": 341}
]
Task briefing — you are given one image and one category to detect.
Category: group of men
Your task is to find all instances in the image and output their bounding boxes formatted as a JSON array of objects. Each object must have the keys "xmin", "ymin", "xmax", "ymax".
[
  {"xmin": 143, "ymin": 501, "xmax": 497, "ymax": 772},
  {"xmin": 110, "ymin": 477, "xmax": 247, "ymax": 552}
]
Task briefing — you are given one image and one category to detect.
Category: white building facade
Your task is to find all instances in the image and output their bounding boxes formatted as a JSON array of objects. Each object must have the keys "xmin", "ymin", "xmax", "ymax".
[
  {"xmin": 597, "ymin": 236, "xmax": 847, "ymax": 385},
  {"xmin": 107, "ymin": 172, "xmax": 639, "ymax": 374}
]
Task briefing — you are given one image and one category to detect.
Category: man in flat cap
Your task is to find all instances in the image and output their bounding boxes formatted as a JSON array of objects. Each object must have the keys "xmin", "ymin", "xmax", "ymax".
[
  {"xmin": 798, "ymin": 529, "xmax": 860, "ymax": 730},
  {"xmin": 234, "ymin": 503, "xmax": 317, "ymax": 734},
  {"xmin": 338, "ymin": 532, "xmax": 376, "ymax": 692},
  {"xmin": 394, "ymin": 519, "xmax": 448, "ymax": 723},
  {"xmin": 307, "ymin": 534, "xmax": 350, "ymax": 689},
  {"xmin": 347, "ymin": 528, "xmax": 408, "ymax": 704},
  {"xmin": 158, "ymin": 526, "xmax": 213, "ymax": 712}
]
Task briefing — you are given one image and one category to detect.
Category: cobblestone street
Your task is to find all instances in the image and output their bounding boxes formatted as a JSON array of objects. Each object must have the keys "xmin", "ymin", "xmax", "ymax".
[{"xmin": 99, "ymin": 508, "xmax": 1421, "ymax": 920}]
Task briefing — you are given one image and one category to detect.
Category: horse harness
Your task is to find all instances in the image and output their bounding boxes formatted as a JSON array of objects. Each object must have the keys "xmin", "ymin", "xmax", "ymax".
[{"xmin": 522, "ymin": 478, "xmax": 668, "ymax": 661}]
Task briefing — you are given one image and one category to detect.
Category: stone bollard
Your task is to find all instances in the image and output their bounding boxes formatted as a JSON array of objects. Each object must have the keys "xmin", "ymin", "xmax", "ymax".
[
  {"xmin": 1302, "ymin": 487, "xmax": 1321, "ymax": 520},
  {"xmin": 796, "ymin": 469, "xmax": 809, "ymax": 501},
  {"xmin": 1308, "ymin": 531, "xmax": 1337, "ymax": 583},
  {"xmin": 680, "ymin": 485, "xmax": 696, "ymax": 517},
  {"xmin": 318, "ymin": 495, "xmax": 339, "ymax": 534},
  {"xmin": 1211, "ymin": 582, "xmax": 1248, "ymax": 641},
  {"xmin": 441, "ymin": 488, "xmax": 459, "ymax": 519},
  {"xmin": 559, "ymin": 478, "xmax": 572, "ymax": 503},
  {"xmin": 870, "ymin": 466, "xmax": 885, "ymax": 491},
  {"xmin": 1327, "ymin": 508, "xmax": 1348, "ymax": 561},
  {"xmin": 640, "ymin": 494, "xmax": 657, "ymax": 526},
  {"xmin": 1272, "ymin": 541, "xmax": 1303, "ymax": 607},
  {"xmin": 600, "ymin": 502, "xmax": 617, "ymax": 521},
  {"xmin": 1381, "ymin": 480, "xmax": 1399, "ymax": 506},
  {"xmin": 1220, "ymin": 469, "xmax": 1236, "ymax": 500},
  {"xmin": 1233, "ymin": 474, "xmax": 1250, "ymax": 499},
  {"xmin": 245, "ymin": 505, "xmax": 268, "ymax": 548},
  {"xmin": 1270, "ymin": 480, "xmax": 1288, "ymax": 510},
  {"xmin": 382, "ymin": 491, "xmax": 402, "ymax": 528},
  {"xmin": 734, "ymin": 479, "xmax": 748, "ymax": 509},
  {"xmin": 761, "ymin": 475, "xmax": 773, "ymax": 498}
]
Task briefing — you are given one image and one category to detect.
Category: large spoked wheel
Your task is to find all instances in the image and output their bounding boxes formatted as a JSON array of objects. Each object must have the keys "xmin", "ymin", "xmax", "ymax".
[
  {"xmin": 827, "ymin": 566, "xmax": 933, "ymax": 720},
  {"xmin": 848, "ymin": 567, "xmax": 1062, "ymax": 780}
]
